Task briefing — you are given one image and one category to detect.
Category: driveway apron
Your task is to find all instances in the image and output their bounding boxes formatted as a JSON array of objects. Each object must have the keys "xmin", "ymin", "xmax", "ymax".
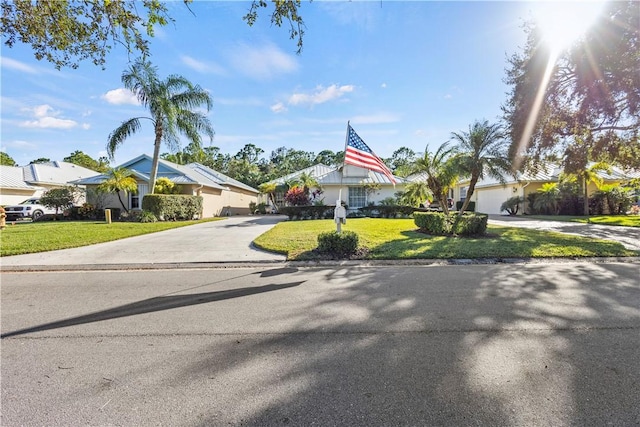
[
  {"xmin": 488, "ymin": 215, "xmax": 640, "ymax": 251},
  {"xmin": 0, "ymin": 215, "xmax": 288, "ymax": 268}
]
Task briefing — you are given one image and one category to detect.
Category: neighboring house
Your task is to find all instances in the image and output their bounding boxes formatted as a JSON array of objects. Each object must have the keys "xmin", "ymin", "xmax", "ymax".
[
  {"xmin": 447, "ymin": 163, "xmax": 639, "ymax": 215},
  {"xmin": 0, "ymin": 161, "xmax": 98, "ymax": 205},
  {"xmin": 74, "ymin": 154, "xmax": 259, "ymax": 216},
  {"xmin": 261, "ymin": 163, "xmax": 406, "ymax": 211}
]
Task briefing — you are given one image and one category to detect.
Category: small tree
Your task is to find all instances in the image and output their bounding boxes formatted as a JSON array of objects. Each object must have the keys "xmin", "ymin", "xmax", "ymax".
[
  {"xmin": 154, "ymin": 177, "xmax": 181, "ymax": 194},
  {"xmin": 534, "ymin": 183, "xmax": 560, "ymax": 215},
  {"xmin": 39, "ymin": 186, "xmax": 77, "ymax": 219},
  {"xmin": 98, "ymin": 168, "xmax": 138, "ymax": 212},
  {"xmin": 500, "ymin": 196, "xmax": 524, "ymax": 216}
]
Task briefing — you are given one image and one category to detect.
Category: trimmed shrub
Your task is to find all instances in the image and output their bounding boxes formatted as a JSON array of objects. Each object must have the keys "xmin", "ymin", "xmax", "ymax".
[
  {"xmin": 142, "ymin": 194, "xmax": 203, "ymax": 220},
  {"xmin": 414, "ymin": 211, "xmax": 488, "ymax": 236},
  {"xmin": 139, "ymin": 210, "xmax": 157, "ymax": 223},
  {"xmin": 317, "ymin": 230, "xmax": 359, "ymax": 258},
  {"xmin": 279, "ymin": 205, "xmax": 344, "ymax": 220}
]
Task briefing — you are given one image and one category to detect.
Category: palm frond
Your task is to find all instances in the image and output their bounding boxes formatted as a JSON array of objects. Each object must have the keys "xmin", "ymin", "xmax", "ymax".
[{"xmin": 107, "ymin": 118, "xmax": 143, "ymax": 159}]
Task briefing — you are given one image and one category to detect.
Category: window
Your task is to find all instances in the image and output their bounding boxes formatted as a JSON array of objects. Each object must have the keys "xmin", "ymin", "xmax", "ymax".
[
  {"xmin": 130, "ymin": 184, "xmax": 148, "ymax": 210},
  {"xmin": 460, "ymin": 186, "xmax": 468, "ymax": 201},
  {"xmin": 348, "ymin": 186, "xmax": 366, "ymax": 208}
]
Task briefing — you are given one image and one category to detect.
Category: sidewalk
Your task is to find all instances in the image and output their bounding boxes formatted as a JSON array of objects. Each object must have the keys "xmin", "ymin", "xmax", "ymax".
[
  {"xmin": 0, "ymin": 215, "xmax": 288, "ymax": 270},
  {"xmin": 488, "ymin": 215, "xmax": 640, "ymax": 251}
]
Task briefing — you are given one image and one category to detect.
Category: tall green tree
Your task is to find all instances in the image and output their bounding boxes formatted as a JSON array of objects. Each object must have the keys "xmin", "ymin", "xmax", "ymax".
[
  {"xmin": 2, "ymin": 0, "xmax": 307, "ymax": 69},
  {"xmin": 561, "ymin": 161, "xmax": 611, "ymax": 215},
  {"xmin": 64, "ymin": 150, "xmax": 109, "ymax": 172},
  {"xmin": 0, "ymin": 152, "xmax": 16, "ymax": 166},
  {"xmin": 386, "ymin": 147, "xmax": 417, "ymax": 178},
  {"xmin": 400, "ymin": 181, "xmax": 432, "ymax": 208},
  {"xmin": 412, "ymin": 142, "xmax": 459, "ymax": 215},
  {"xmin": 451, "ymin": 120, "xmax": 512, "ymax": 214},
  {"xmin": 97, "ymin": 168, "xmax": 138, "ymax": 213},
  {"xmin": 107, "ymin": 59, "xmax": 214, "ymax": 195},
  {"xmin": 503, "ymin": 1, "xmax": 640, "ymax": 173}
]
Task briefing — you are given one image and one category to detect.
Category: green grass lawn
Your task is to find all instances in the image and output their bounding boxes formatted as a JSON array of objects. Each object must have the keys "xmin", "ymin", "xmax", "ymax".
[
  {"xmin": 253, "ymin": 218, "xmax": 638, "ymax": 260},
  {"xmin": 528, "ymin": 215, "xmax": 640, "ymax": 227},
  {"xmin": 0, "ymin": 218, "xmax": 224, "ymax": 256}
]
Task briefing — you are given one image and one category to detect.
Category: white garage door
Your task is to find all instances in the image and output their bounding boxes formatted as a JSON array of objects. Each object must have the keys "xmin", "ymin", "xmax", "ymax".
[{"xmin": 476, "ymin": 187, "xmax": 513, "ymax": 214}]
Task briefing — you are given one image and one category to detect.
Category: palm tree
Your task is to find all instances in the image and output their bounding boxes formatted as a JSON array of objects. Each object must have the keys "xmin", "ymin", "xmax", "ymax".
[
  {"xmin": 107, "ymin": 59, "xmax": 214, "ymax": 194},
  {"xmin": 258, "ymin": 182, "xmax": 278, "ymax": 213},
  {"xmin": 400, "ymin": 181, "xmax": 432, "ymax": 208},
  {"xmin": 412, "ymin": 142, "xmax": 459, "ymax": 215},
  {"xmin": 97, "ymin": 168, "xmax": 138, "ymax": 212},
  {"xmin": 451, "ymin": 120, "xmax": 512, "ymax": 214},
  {"xmin": 534, "ymin": 183, "xmax": 560, "ymax": 215},
  {"xmin": 297, "ymin": 171, "xmax": 320, "ymax": 196},
  {"xmin": 562, "ymin": 161, "xmax": 611, "ymax": 216}
]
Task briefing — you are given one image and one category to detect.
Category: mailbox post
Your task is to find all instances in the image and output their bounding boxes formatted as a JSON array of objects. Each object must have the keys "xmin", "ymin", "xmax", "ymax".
[{"xmin": 334, "ymin": 200, "xmax": 346, "ymax": 233}]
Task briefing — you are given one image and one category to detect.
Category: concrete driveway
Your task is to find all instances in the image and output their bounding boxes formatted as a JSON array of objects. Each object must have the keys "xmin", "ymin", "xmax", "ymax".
[
  {"xmin": 0, "ymin": 215, "xmax": 288, "ymax": 269},
  {"xmin": 489, "ymin": 215, "xmax": 640, "ymax": 251}
]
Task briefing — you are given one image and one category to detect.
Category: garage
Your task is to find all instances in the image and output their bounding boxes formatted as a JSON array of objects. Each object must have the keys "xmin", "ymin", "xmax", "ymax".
[{"xmin": 475, "ymin": 186, "xmax": 514, "ymax": 214}]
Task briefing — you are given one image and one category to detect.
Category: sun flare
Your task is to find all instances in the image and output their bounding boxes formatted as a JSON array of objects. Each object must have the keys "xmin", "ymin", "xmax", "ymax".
[{"xmin": 532, "ymin": 1, "xmax": 606, "ymax": 53}]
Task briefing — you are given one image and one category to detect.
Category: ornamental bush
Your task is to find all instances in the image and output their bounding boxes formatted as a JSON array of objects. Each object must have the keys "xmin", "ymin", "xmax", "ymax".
[
  {"xmin": 317, "ymin": 230, "xmax": 359, "ymax": 258},
  {"xmin": 414, "ymin": 211, "xmax": 488, "ymax": 236},
  {"xmin": 142, "ymin": 194, "xmax": 202, "ymax": 220}
]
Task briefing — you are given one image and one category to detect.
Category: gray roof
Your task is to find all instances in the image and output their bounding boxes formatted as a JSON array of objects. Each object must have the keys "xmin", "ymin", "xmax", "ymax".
[
  {"xmin": 266, "ymin": 163, "xmax": 405, "ymax": 187},
  {"xmin": 73, "ymin": 155, "xmax": 259, "ymax": 193},
  {"xmin": 23, "ymin": 161, "xmax": 99, "ymax": 185},
  {"xmin": 0, "ymin": 165, "xmax": 42, "ymax": 190}
]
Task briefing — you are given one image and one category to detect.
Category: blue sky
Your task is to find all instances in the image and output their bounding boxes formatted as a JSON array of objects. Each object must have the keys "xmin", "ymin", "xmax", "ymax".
[{"xmin": 0, "ymin": 1, "xmax": 589, "ymax": 167}]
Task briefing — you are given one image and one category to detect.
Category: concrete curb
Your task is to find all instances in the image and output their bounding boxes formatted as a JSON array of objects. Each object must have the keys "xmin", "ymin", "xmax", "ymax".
[{"xmin": 2, "ymin": 256, "xmax": 639, "ymax": 272}]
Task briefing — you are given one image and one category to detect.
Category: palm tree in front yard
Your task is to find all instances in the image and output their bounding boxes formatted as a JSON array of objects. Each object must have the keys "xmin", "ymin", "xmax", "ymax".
[
  {"xmin": 412, "ymin": 142, "xmax": 459, "ymax": 215},
  {"xmin": 98, "ymin": 168, "xmax": 138, "ymax": 213},
  {"xmin": 451, "ymin": 120, "xmax": 512, "ymax": 214},
  {"xmin": 107, "ymin": 58, "xmax": 214, "ymax": 194}
]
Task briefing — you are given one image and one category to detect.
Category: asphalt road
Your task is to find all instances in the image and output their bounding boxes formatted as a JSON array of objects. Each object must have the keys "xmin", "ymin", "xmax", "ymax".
[{"xmin": 2, "ymin": 262, "xmax": 639, "ymax": 426}]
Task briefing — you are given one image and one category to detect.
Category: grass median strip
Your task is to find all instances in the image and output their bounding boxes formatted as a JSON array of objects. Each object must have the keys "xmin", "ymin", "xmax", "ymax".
[
  {"xmin": 0, "ymin": 218, "xmax": 224, "ymax": 257},
  {"xmin": 253, "ymin": 218, "xmax": 638, "ymax": 260}
]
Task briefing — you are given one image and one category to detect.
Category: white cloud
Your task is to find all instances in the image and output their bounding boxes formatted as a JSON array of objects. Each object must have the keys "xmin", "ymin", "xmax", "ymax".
[
  {"xmin": 270, "ymin": 102, "xmax": 288, "ymax": 114},
  {"xmin": 381, "ymin": 83, "xmax": 387, "ymax": 89},
  {"xmin": 288, "ymin": 84, "xmax": 355, "ymax": 106},
  {"xmin": 18, "ymin": 104, "xmax": 80, "ymax": 129},
  {"xmin": 229, "ymin": 43, "xmax": 298, "ymax": 80},
  {"xmin": 444, "ymin": 94, "xmax": 453, "ymax": 99},
  {"xmin": 1, "ymin": 57, "xmax": 38, "ymax": 74},
  {"xmin": 181, "ymin": 55, "xmax": 226, "ymax": 75},
  {"xmin": 102, "ymin": 88, "xmax": 139, "ymax": 105},
  {"xmin": 82, "ymin": 123, "xmax": 91, "ymax": 130},
  {"xmin": 4, "ymin": 140, "xmax": 38, "ymax": 150}
]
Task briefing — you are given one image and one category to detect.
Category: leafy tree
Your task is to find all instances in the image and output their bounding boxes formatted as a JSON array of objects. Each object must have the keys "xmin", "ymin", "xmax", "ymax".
[
  {"xmin": 412, "ymin": 142, "xmax": 459, "ymax": 215},
  {"xmin": 314, "ymin": 150, "xmax": 340, "ymax": 167},
  {"xmin": 30, "ymin": 157, "xmax": 50, "ymax": 164},
  {"xmin": 97, "ymin": 168, "xmax": 138, "ymax": 213},
  {"xmin": 387, "ymin": 147, "xmax": 417, "ymax": 178},
  {"xmin": 560, "ymin": 161, "xmax": 611, "ymax": 215},
  {"xmin": 0, "ymin": 151, "xmax": 16, "ymax": 166},
  {"xmin": 107, "ymin": 59, "xmax": 214, "ymax": 195},
  {"xmin": 2, "ymin": 0, "xmax": 307, "ymax": 69},
  {"xmin": 39, "ymin": 186, "xmax": 77, "ymax": 219},
  {"xmin": 269, "ymin": 147, "xmax": 315, "ymax": 176},
  {"xmin": 64, "ymin": 150, "xmax": 109, "ymax": 172},
  {"xmin": 451, "ymin": 120, "xmax": 512, "ymax": 214},
  {"xmin": 503, "ymin": 1, "xmax": 640, "ymax": 174},
  {"xmin": 154, "ymin": 177, "xmax": 181, "ymax": 195}
]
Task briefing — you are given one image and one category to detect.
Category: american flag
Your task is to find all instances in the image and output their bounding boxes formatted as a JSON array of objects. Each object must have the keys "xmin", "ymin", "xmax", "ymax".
[{"xmin": 344, "ymin": 124, "xmax": 396, "ymax": 184}]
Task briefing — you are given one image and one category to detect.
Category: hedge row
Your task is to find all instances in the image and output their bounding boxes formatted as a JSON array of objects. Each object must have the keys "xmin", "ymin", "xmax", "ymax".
[
  {"xmin": 414, "ymin": 211, "xmax": 488, "ymax": 236},
  {"xmin": 358, "ymin": 205, "xmax": 429, "ymax": 218},
  {"xmin": 279, "ymin": 205, "xmax": 345, "ymax": 220},
  {"xmin": 142, "ymin": 194, "xmax": 203, "ymax": 220}
]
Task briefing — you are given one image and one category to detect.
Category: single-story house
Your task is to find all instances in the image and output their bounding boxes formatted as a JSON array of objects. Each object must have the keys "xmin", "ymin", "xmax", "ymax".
[
  {"xmin": 74, "ymin": 154, "xmax": 259, "ymax": 217},
  {"xmin": 447, "ymin": 163, "xmax": 639, "ymax": 215},
  {"xmin": 0, "ymin": 161, "xmax": 98, "ymax": 205},
  {"xmin": 260, "ymin": 163, "xmax": 406, "ymax": 211}
]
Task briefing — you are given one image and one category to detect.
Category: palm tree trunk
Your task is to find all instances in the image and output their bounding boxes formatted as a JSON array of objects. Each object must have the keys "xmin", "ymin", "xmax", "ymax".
[
  {"xmin": 117, "ymin": 191, "xmax": 129, "ymax": 213},
  {"xmin": 583, "ymin": 176, "xmax": 589, "ymax": 216},
  {"xmin": 459, "ymin": 176, "xmax": 478, "ymax": 214},
  {"xmin": 148, "ymin": 125, "xmax": 163, "ymax": 195}
]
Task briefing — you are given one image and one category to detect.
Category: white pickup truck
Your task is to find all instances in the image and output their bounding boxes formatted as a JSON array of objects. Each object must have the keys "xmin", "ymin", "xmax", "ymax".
[{"xmin": 3, "ymin": 198, "xmax": 58, "ymax": 221}]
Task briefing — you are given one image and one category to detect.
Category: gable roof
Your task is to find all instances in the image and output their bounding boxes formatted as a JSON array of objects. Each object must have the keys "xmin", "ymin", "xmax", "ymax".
[
  {"xmin": 266, "ymin": 163, "xmax": 406, "ymax": 187},
  {"xmin": 73, "ymin": 154, "xmax": 259, "ymax": 193},
  {"xmin": 22, "ymin": 161, "xmax": 99, "ymax": 185}
]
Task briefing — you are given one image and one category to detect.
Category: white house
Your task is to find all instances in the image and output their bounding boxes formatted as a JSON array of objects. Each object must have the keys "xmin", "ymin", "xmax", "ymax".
[
  {"xmin": 261, "ymin": 163, "xmax": 406, "ymax": 211},
  {"xmin": 0, "ymin": 161, "xmax": 98, "ymax": 205}
]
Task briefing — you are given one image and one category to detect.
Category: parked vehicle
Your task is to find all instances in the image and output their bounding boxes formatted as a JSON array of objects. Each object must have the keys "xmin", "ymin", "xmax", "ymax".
[{"xmin": 3, "ymin": 198, "xmax": 59, "ymax": 221}]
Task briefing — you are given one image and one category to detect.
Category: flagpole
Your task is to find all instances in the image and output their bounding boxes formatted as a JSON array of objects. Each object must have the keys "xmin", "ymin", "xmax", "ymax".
[{"xmin": 338, "ymin": 120, "xmax": 349, "ymax": 207}]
